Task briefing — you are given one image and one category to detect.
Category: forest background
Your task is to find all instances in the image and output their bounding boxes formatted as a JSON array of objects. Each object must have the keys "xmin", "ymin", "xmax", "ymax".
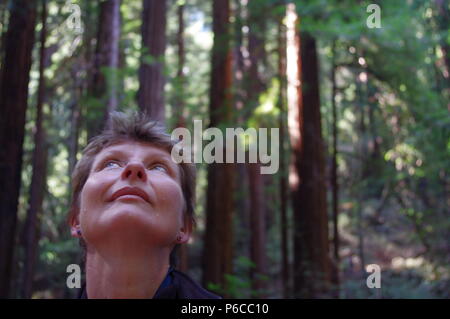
[{"xmin": 0, "ymin": 0, "xmax": 449, "ymax": 299}]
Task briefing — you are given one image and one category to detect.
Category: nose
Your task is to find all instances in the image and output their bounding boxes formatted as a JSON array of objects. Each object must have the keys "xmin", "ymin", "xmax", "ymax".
[{"xmin": 121, "ymin": 162, "xmax": 147, "ymax": 182}]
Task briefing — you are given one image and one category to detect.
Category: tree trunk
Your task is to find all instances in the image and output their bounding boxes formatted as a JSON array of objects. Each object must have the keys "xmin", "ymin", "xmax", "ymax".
[
  {"xmin": 21, "ymin": 0, "xmax": 48, "ymax": 299},
  {"xmin": 277, "ymin": 4, "xmax": 289, "ymax": 299},
  {"xmin": 0, "ymin": 0, "xmax": 37, "ymax": 298},
  {"xmin": 138, "ymin": 0, "xmax": 166, "ymax": 124},
  {"xmin": 202, "ymin": 0, "xmax": 235, "ymax": 295},
  {"xmin": 330, "ymin": 38, "xmax": 340, "ymax": 295},
  {"xmin": 288, "ymin": 7, "xmax": 332, "ymax": 297},
  {"xmin": 87, "ymin": 0, "xmax": 121, "ymax": 139},
  {"xmin": 174, "ymin": 3, "xmax": 186, "ymax": 129},
  {"xmin": 355, "ymin": 50, "xmax": 367, "ymax": 278},
  {"xmin": 247, "ymin": 162, "xmax": 267, "ymax": 297},
  {"xmin": 232, "ymin": 1, "xmax": 251, "ymax": 298},
  {"xmin": 246, "ymin": 0, "xmax": 268, "ymax": 297},
  {"xmin": 174, "ymin": 2, "xmax": 188, "ymax": 272}
]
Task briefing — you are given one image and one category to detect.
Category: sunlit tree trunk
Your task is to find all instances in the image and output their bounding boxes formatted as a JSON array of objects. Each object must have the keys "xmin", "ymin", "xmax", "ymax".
[
  {"xmin": 287, "ymin": 4, "xmax": 332, "ymax": 298},
  {"xmin": 203, "ymin": 0, "xmax": 235, "ymax": 295},
  {"xmin": 0, "ymin": 0, "xmax": 37, "ymax": 298},
  {"xmin": 138, "ymin": 0, "xmax": 166, "ymax": 124},
  {"xmin": 21, "ymin": 0, "xmax": 48, "ymax": 299}
]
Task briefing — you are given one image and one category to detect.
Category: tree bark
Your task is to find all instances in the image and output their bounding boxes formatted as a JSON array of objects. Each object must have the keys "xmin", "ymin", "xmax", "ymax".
[
  {"xmin": 330, "ymin": 38, "xmax": 340, "ymax": 294},
  {"xmin": 288, "ymin": 9, "xmax": 332, "ymax": 297},
  {"xmin": 138, "ymin": 0, "xmax": 166, "ymax": 124},
  {"xmin": 21, "ymin": 0, "xmax": 48, "ymax": 299},
  {"xmin": 355, "ymin": 49, "xmax": 367, "ymax": 278},
  {"xmin": 0, "ymin": 0, "xmax": 37, "ymax": 298},
  {"xmin": 277, "ymin": 4, "xmax": 289, "ymax": 298},
  {"xmin": 87, "ymin": 0, "xmax": 121, "ymax": 139},
  {"xmin": 246, "ymin": 0, "xmax": 268, "ymax": 297},
  {"xmin": 175, "ymin": 2, "xmax": 188, "ymax": 272},
  {"xmin": 202, "ymin": 0, "xmax": 235, "ymax": 295},
  {"xmin": 174, "ymin": 3, "xmax": 186, "ymax": 129}
]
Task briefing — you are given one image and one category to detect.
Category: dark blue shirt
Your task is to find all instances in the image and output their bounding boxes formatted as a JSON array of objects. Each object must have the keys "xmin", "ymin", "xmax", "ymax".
[{"xmin": 78, "ymin": 267, "xmax": 221, "ymax": 299}]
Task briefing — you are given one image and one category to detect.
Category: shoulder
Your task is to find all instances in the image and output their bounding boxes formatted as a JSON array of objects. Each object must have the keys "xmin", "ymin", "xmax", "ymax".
[{"xmin": 171, "ymin": 270, "xmax": 222, "ymax": 299}]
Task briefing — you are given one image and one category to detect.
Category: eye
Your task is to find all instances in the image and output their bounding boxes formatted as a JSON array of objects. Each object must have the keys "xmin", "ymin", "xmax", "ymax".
[
  {"xmin": 148, "ymin": 164, "xmax": 168, "ymax": 173},
  {"xmin": 103, "ymin": 160, "xmax": 121, "ymax": 169}
]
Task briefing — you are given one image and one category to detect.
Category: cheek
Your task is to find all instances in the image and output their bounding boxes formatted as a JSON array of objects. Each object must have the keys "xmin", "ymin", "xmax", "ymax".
[
  {"xmin": 79, "ymin": 175, "xmax": 113, "ymax": 219},
  {"xmin": 154, "ymin": 180, "xmax": 185, "ymax": 221}
]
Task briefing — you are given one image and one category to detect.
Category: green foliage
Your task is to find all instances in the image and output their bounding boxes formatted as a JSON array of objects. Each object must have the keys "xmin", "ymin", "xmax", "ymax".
[
  {"xmin": 206, "ymin": 256, "xmax": 272, "ymax": 298},
  {"xmin": 10, "ymin": 0, "xmax": 449, "ymax": 299}
]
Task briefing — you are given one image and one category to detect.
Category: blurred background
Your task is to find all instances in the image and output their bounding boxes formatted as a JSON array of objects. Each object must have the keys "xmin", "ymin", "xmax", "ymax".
[{"xmin": 0, "ymin": 0, "xmax": 449, "ymax": 299}]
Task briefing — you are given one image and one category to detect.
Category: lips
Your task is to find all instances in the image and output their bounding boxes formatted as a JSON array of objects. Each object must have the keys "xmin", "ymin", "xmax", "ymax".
[{"xmin": 110, "ymin": 186, "xmax": 150, "ymax": 203}]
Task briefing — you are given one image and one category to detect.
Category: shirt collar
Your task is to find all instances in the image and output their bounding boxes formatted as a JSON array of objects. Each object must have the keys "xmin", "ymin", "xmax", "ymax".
[{"xmin": 78, "ymin": 266, "xmax": 176, "ymax": 299}]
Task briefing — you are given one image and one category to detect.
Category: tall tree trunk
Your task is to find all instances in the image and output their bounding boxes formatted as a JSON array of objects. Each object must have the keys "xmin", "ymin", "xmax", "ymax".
[
  {"xmin": 138, "ymin": 0, "xmax": 166, "ymax": 124},
  {"xmin": 21, "ymin": 0, "xmax": 48, "ymax": 299},
  {"xmin": 356, "ymin": 50, "xmax": 367, "ymax": 277},
  {"xmin": 87, "ymin": 0, "xmax": 121, "ymax": 139},
  {"xmin": 289, "ymin": 9, "xmax": 332, "ymax": 297},
  {"xmin": 330, "ymin": 38, "xmax": 340, "ymax": 295},
  {"xmin": 69, "ymin": 0, "xmax": 96, "ymax": 176},
  {"xmin": 174, "ymin": 2, "xmax": 186, "ymax": 129},
  {"xmin": 232, "ymin": 1, "xmax": 251, "ymax": 297},
  {"xmin": 246, "ymin": 0, "xmax": 268, "ymax": 297},
  {"xmin": 203, "ymin": 0, "xmax": 235, "ymax": 295},
  {"xmin": 286, "ymin": 3, "xmax": 301, "ymax": 298},
  {"xmin": 175, "ymin": 2, "xmax": 188, "ymax": 272},
  {"xmin": 0, "ymin": 0, "xmax": 37, "ymax": 298},
  {"xmin": 277, "ymin": 4, "xmax": 290, "ymax": 299},
  {"xmin": 247, "ymin": 162, "xmax": 267, "ymax": 297}
]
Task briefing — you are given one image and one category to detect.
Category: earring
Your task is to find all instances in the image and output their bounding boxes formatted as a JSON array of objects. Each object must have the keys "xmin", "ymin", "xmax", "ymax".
[
  {"xmin": 176, "ymin": 235, "xmax": 182, "ymax": 242},
  {"xmin": 77, "ymin": 229, "xmax": 82, "ymax": 236}
]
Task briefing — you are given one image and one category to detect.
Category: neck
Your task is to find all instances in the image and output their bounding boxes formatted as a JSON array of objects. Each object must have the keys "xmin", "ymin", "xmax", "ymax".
[{"xmin": 85, "ymin": 247, "xmax": 171, "ymax": 299}]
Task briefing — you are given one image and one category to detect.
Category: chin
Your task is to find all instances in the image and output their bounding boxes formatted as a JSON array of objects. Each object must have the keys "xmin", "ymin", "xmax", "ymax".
[{"xmin": 85, "ymin": 209, "xmax": 176, "ymax": 248}]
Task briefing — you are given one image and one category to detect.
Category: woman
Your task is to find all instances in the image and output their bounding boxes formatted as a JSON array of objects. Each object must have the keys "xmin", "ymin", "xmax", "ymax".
[{"xmin": 68, "ymin": 111, "xmax": 220, "ymax": 299}]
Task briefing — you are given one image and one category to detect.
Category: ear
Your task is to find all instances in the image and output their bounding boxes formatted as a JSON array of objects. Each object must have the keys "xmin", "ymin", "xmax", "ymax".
[
  {"xmin": 177, "ymin": 216, "xmax": 193, "ymax": 244},
  {"xmin": 69, "ymin": 209, "xmax": 82, "ymax": 238}
]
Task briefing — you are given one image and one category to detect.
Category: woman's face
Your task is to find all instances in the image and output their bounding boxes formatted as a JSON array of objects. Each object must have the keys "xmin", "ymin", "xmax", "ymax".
[{"xmin": 75, "ymin": 141, "xmax": 190, "ymax": 253}]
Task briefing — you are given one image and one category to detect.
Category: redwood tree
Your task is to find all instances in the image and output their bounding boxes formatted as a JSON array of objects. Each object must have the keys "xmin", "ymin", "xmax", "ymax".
[
  {"xmin": 202, "ymin": 0, "xmax": 235, "ymax": 294},
  {"xmin": 246, "ymin": 0, "xmax": 268, "ymax": 297},
  {"xmin": 288, "ymin": 8, "xmax": 332, "ymax": 297},
  {"xmin": 86, "ymin": 0, "xmax": 121, "ymax": 139},
  {"xmin": 0, "ymin": 0, "xmax": 37, "ymax": 298},
  {"xmin": 20, "ymin": 0, "xmax": 49, "ymax": 299},
  {"xmin": 277, "ymin": 4, "xmax": 289, "ymax": 298},
  {"xmin": 138, "ymin": 0, "xmax": 167, "ymax": 124}
]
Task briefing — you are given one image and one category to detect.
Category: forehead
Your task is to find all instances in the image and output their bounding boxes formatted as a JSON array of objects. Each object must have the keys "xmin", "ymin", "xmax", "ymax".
[{"xmin": 95, "ymin": 141, "xmax": 171, "ymax": 160}]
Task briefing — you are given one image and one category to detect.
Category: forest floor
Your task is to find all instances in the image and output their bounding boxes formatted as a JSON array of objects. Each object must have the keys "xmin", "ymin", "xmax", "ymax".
[{"xmin": 338, "ymin": 197, "xmax": 449, "ymax": 299}]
